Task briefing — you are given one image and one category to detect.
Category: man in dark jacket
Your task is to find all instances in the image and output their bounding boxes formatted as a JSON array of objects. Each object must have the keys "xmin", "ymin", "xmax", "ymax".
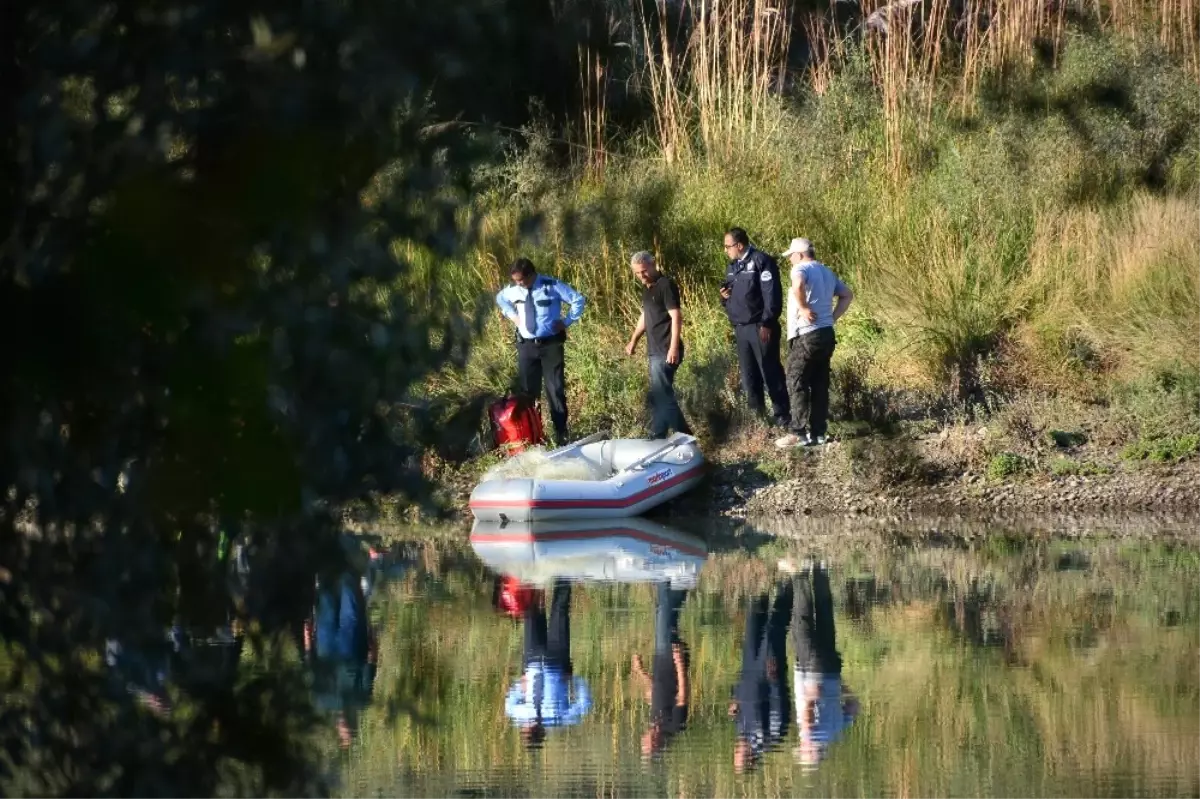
[
  {"xmin": 720, "ymin": 227, "xmax": 790, "ymax": 427},
  {"xmin": 729, "ymin": 577, "xmax": 794, "ymax": 773}
]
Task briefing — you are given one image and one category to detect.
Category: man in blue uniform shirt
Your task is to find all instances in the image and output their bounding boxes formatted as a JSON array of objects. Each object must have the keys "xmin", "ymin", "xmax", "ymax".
[
  {"xmin": 504, "ymin": 580, "xmax": 591, "ymax": 747},
  {"xmin": 496, "ymin": 258, "xmax": 587, "ymax": 446},
  {"xmin": 719, "ymin": 228, "xmax": 790, "ymax": 427}
]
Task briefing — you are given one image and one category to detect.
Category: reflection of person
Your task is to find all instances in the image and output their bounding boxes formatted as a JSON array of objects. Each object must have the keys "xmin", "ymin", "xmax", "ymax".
[
  {"xmin": 729, "ymin": 578, "xmax": 793, "ymax": 773},
  {"xmin": 786, "ymin": 560, "xmax": 858, "ymax": 769},
  {"xmin": 504, "ymin": 579, "xmax": 591, "ymax": 746},
  {"xmin": 304, "ymin": 568, "xmax": 378, "ymax": 749},
  {"xmin": 631, "ymin": 582, "xmax": 691, "ymax": 758}
]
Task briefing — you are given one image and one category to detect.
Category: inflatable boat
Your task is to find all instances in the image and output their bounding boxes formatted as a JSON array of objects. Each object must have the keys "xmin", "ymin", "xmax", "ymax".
[
  {"xmin": 470, "ymin": 516, "xmax": 707, "ymax": 588},
  {"xmin": 468, "ymin": 432, "xmax": 706, "ymax": 523}
]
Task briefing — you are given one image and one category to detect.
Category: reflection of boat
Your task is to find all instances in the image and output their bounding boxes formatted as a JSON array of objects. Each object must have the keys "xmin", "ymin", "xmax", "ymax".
[
  {"xmin": 468, "ymin": 432, "xmax": 706, "ymax": 523},
  {"xmin": 469, "ymin": 516, "xmax": 708, "ymax": 588}
]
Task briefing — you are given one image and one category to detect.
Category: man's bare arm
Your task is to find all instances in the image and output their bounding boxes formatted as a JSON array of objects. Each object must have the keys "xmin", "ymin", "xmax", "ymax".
[
  {"xmin": 832, "ymin": 283, "xmax": 854, "ymax": 323},
  {"xmin": 625, "ymin": 311, "xmax": 646, "ymax": 356},
  {"xmin": 667, "ymin": 308, "xmax": 683, "ymax": 365}
]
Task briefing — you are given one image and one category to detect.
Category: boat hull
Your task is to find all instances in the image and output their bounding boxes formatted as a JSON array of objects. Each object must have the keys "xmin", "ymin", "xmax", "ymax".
[
  {"xmin": 469, "ymin": 516, "xmax": 707, "ymax": 587},
  {"xmin": 468, "ymin": 435, "xmax": 706, "ymax": 522}
]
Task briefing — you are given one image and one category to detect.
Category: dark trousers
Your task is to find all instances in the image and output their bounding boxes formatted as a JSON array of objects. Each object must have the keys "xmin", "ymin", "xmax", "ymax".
[
  {"xmin": 792, "ymin": 566, "xmax": 843, "ymax": 674},
  {"xmin": 786, "ymin": 327, "xmax": 836, "ymax": 439},
  {"xmin": 654, "ymin": 583, "xmax": 688, "ymax": 656},
  {"xmin": 648, "ymin": 355, "xmax": 692, "ymax": 439},
  {"xmin": 734, "ymin": 321, "xmax": 790, "ymax": 425},
  {"xmin": 524, "ymin": 581, "xmax": 572, "ymax": 672},
  {"xmin": 735, "ymin": 581, "xmax": 794, "ymax": 744},
  {"xmin": 517, "ymin": 335, "xmax": 568, "ymax": 444}
]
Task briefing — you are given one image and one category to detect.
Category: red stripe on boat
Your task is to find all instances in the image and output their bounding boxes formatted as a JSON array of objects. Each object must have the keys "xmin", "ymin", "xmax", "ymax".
[
  {"xmin": 469, "ymin": 527, "xmax": 707, "ymax": 558},
  {"xmin": 469, "ymin": 465, "xmax": 705, "ymax": 510}
]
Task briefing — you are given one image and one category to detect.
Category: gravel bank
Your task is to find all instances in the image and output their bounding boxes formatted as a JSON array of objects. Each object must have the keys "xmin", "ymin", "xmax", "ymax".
[{"xmin": 694, "ymin": 457, "xmax": 1200, "ymax": 519}]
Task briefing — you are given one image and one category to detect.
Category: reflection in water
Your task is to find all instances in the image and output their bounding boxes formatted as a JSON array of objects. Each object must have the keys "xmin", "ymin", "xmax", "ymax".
[
  {"xmin": 729, "ymin": 563, "xmax": 858, "ymax": 774},
  {"xmin": 306, "ymin": 567, "xmax": 379, "ymax": 748},
  {"xmin": 792, "ymin": 564, "xmax": 857, "ymax": 771},
  {"xmin": 504, "ymin": 580, "xmax": 592, "ymax": 743},
  {"xmin": 335, "ymin": 517, "xmax": 1200, "ymax": 798},
  {"xmin": 731, "ymin": 574, "xmax": 792, "ymax": 772},
  {"xmin": 631, "ymin": 583, "xmax": 691, "ymax": 759}
]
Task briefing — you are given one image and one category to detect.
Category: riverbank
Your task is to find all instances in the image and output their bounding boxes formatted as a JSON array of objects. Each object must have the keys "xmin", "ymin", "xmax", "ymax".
[{"xmin": 410, "ymin": 414, "xmax": 1200, "ymax": 524}]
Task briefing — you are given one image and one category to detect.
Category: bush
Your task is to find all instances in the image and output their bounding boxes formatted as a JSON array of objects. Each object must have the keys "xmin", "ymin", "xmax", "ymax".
[
  {"xmin": 987, "ymin": 453, "xmax": 1031, "ymax": 481},
  {"xmin": 1120, "ymin": 434, "xmax": 1200, "ymax": 464}
]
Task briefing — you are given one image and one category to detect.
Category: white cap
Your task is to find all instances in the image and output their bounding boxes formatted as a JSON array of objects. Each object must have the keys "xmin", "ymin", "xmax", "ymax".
[{"xmin": 782, "ymin": 237, "xmax": 814, "ymax": 257}]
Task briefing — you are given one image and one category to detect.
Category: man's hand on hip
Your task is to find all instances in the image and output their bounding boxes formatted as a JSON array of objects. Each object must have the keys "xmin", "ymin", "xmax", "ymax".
[
  {"xmin": 551, "ymin": 320, "xmax": 566, "ymax": 334},
  {"xmin": 758, "ymin": 325, "xmax": 771, "ymax": 345}
]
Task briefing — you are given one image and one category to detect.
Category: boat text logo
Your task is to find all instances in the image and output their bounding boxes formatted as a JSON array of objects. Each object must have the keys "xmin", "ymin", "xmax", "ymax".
[{"xmin": 647, "ymin": 468, "xmax": 673, "ymax": 486}]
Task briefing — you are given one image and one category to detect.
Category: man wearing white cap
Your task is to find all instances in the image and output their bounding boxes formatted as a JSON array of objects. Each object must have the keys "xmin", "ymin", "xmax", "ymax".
[{"xmin": 775, "ymin": 238, "xmax": 854, "ymax": 449}]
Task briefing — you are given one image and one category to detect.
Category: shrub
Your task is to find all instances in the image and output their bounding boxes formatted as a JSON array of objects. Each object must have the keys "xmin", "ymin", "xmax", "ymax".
[
  {"xmin": 1120, "ymin": 434, "xmax": 1200, "ymax": 464},
  {"xmin": 987, "ymin": 453, "xmax": 1031, "ymax": 481}
]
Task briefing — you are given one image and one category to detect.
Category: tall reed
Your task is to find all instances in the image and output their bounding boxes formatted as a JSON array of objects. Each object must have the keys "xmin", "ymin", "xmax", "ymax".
[{"xmin": 639, "ymin": 0, "xmax": 792, "ymax": 165}]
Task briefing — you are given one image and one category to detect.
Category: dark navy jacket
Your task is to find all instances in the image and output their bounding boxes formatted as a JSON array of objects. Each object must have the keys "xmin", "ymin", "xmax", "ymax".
[{"xmin": 721, "ymin": 246, "xmax": 783, "ymax": 327}]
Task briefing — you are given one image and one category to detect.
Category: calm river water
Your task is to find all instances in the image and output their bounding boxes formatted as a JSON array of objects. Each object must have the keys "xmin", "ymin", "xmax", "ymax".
[{"xmin": 330, "ymin": 514, "xmax": 1199, "ymax": 798}]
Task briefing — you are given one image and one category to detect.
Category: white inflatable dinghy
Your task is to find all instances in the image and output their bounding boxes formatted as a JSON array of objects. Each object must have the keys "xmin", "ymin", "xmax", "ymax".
[
  {"xmin": 468, "ymin": 432, "xmax": 705, "ymax": 522},
  {"xmin": 469, "ymin": 516, "xmax": 707, "ymax": 588}
]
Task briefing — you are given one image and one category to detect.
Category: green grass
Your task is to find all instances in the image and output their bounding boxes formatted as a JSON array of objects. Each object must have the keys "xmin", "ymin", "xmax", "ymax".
[
  {"xmin": 410, "ymin": 28, "xmax": 1198, "ymax": 453},
  {"xmin": 1049, "ymin": 457, "xmax": 1114, "ymax": 477}
]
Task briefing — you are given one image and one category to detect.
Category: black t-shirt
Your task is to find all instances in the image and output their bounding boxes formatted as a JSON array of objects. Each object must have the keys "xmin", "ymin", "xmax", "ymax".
[
  {"xmin": 642, "ymin": 275, "xmax": 682, "ymax": 357},
  {"xmin": 651, "ymin": 648, "xmax": 690, "ymax": 735}
]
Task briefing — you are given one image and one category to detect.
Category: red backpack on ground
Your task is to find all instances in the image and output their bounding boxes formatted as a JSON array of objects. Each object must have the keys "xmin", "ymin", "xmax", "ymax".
[{"xmin": 490, "ymin": 394, "xmax": 545, "ymax": 455}]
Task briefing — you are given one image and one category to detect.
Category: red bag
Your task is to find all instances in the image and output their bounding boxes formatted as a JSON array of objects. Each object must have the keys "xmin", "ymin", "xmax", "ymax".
[
  {"xmin": 495, "ymin": 575, "xmax": 541, "ymax": 618},
  {"xmin": 490, "ymin": 394, "xmax": 544, "ymax": 455}
]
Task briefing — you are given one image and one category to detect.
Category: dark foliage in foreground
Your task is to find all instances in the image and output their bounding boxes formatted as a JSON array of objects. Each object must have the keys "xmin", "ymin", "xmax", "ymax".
[{"xmin": 0, "ymin": 0, "xmax": 610, "ymax": 794}]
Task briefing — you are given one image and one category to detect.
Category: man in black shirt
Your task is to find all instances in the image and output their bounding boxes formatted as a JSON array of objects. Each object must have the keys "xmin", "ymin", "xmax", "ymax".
[
  {"xmin": 625, "ymin": 251, "xmax": 693, "ymax": 439},
  {"xmin": 631, "ymin": 582, "xmax": 691, "ymax": 759}
]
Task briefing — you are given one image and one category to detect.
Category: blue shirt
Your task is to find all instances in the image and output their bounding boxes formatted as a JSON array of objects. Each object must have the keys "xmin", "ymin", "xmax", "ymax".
[
  {"xmin": 496, "ymin": 274, "xmax": 587, "ymax": 340},
  {"xmin": 787, "ymin": 260, "xmax": 848, "ymax": 339},
  {"xmin": 504, "ymin": 663, "xmax": 592, "ymax": 727}
]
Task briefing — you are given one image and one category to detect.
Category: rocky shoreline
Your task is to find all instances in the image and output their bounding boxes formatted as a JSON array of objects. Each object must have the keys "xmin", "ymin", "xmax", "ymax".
[
  {"xmin": 704, "ymin": 456, "xmax": 1200, "ymax": 519},
  {"xmin": 431, "ymin": 446, "xmax": 1200, "ymax": 524}
]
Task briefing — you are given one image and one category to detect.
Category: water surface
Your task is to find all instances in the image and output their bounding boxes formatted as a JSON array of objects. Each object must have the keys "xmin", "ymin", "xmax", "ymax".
[{"xmin": 335, "ymin": 514, "xmax": 1200, "ymax": 798}]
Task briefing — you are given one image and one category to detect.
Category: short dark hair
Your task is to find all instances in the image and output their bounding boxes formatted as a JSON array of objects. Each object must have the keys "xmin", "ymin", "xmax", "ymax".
[
  {"xmin": 725, "ymin": 227, "xmax": 749, "ymax": 247},
  {"xmin": 509, "ymin": 257, "xmax": 536, "ymax": 277}
]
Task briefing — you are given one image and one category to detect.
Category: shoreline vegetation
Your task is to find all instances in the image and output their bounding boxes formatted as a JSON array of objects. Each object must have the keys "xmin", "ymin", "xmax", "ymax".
[{"xmin": 395, "ymin": 0, "xmax": 1200, "ymax": 520}]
